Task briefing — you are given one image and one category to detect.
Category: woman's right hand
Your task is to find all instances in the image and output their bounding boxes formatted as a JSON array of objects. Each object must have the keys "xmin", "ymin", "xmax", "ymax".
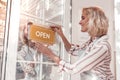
[
  {"xmin": 50, "ymin": 26, "xmax": 63, "ymax": 36},
  {"xmin": 50, "ymin": 25, "xmax": 71, "ymax": 52}
]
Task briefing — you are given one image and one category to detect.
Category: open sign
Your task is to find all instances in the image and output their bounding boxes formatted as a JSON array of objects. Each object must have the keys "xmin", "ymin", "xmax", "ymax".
[{"xmin": 29, "ymin": 24, "xmax": 55, "ymax": 44}]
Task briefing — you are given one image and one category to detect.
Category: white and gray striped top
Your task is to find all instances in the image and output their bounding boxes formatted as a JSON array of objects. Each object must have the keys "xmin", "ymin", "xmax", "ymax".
[{"xmin": 59, "ymin": 35, "xmax": 115, "ymax": 80}]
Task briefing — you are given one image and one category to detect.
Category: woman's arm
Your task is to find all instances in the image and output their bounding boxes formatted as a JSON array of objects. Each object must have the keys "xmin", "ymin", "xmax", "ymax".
[
  {"xmin": 35, "ymin": 42, "xmax": 109, "ymax": 74},
  {"xmin": 59, "ymin": 44, "xmax": 109, "ymax": 74},
  {"xmin": 35, "ymin": 42, "xmax": 61, "ymax": 64},
  {"xmin": 51, "ymin": 26, "xmax": 71, "ymax": 51},
  {"xmin": 60, "ymin": 32, "xmax": 71, "ymax": 51}
]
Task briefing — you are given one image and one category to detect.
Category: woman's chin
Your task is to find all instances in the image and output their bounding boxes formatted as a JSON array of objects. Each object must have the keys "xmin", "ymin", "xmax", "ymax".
[{"xmin": 81, "ymin": 30, "xmax": 86, "ymax": 32}]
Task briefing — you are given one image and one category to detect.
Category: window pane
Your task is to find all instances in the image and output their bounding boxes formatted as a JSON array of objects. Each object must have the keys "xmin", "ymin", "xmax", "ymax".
[
  {"xmin": 42, "ymin": 64, "xmax": 62, "ymax": 80},
  {"xmin": 16, "ymin": 0, "xmax": 64, "ymax": 80}
]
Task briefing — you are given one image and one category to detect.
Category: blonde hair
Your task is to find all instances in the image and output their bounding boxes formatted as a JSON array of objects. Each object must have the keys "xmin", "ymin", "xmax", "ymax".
[
  {"xmin": 83, "ymin": 7, "xmax": 109, "ymax": 37},
  {"xmin": 21, "ymin": 22, "xmax": 33, "ymax": 44}
]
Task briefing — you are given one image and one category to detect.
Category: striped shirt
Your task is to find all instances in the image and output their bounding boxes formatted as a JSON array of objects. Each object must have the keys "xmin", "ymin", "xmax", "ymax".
[
  {"xmin": 59, "ymin": 35, "xmax": 115, "ymax": 80},
  {"xmin": 17, "ymin": 45, "xmax": 37, "ymax": 79}
]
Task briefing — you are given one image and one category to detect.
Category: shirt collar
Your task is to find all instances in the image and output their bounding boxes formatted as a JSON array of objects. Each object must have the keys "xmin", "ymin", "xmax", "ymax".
[{"xmin": 91, "ymin": 35, "xmax": 109, "ymax": 43}]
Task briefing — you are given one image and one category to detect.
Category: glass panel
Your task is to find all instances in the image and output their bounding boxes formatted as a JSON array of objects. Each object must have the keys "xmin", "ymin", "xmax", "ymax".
[
  {"xmin": 0, "ymin": 0, "xmax": 7, "ymax": 78},
  {"xmin": 41, "ymin": 64, "xmax": 62, "ymax": 80},
  {"xmin": 16, "ymin": 0, "xmax": 64, "ymax": 80},
  {"xmin": 44, "ymin": 0, "xmax": 64, "ymax": 62}
]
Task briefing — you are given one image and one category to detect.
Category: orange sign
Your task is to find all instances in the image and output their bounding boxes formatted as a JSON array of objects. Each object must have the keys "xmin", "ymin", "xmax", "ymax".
[{"xmin": 29, "ymin": 24, "xmax": 55, "ymax": 44}]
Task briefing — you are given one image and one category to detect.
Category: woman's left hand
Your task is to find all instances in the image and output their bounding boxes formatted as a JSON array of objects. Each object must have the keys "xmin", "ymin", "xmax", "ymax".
[
  {"xmin": 35, "ymin": 42, "xmax": 49, "ymax": 54},
  {"xmin": 35, "ymin": 42, "xmax": 61, "ymax": 64}
]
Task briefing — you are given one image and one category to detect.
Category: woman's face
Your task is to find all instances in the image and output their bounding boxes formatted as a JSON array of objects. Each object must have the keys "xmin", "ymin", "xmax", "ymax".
[{"xmin": 79, "ymin": 11, "xmax": 89, "ymax": 32}]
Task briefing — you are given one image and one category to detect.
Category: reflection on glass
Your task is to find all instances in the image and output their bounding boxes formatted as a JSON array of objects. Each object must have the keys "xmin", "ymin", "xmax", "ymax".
[
  {"xmin": 16, "ymin": 62, "xmax": 24, "ymax": 79},
  {"xmin": 16, "ymin": 0, "xmax": 64, "ymax": 80},
  {"xmin": 42, "ymin": 64, "xmax": 61, "ymax": 80}
]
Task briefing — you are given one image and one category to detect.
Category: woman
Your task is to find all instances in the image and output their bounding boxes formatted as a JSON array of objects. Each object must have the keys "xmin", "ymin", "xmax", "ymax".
[
  {"xmin": 17, "ymin": 22, "xmax": 37, "ymax": 80},
  {"xmin": 35, "ymin": 6, "xmax": 115, "ymax": 80}
]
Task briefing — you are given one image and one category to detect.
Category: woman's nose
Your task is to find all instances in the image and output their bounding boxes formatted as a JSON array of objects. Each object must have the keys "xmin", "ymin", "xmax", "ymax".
[{"xmin": 79, "ymin": 21, "xmax": 82, "ymax": 25}]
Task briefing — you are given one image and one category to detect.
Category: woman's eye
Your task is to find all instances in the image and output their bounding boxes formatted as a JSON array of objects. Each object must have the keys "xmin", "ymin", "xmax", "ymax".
[{"xmin": 81, "ymin": 16, "xmax": 85, "ymax": 20}]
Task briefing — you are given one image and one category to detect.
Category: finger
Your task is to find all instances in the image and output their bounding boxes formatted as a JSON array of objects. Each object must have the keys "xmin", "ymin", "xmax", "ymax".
[
  {"xmin": 35, "ymin": 42, "xmax": 45, "ymax": 49},
  {"xmin": 50, "ymin": 26, "xmax": 60, "ymax": 29}
]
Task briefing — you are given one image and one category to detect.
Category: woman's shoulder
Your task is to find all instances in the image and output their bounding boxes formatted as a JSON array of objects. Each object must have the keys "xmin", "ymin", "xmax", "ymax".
[
  {"xmin": 95, "ymin": 38, "xmax": 111, "ymax": 51},
  {"xmin": 95, "ymin": 35, "xmax": 109, "ymax": 44},
  {"xmin": 92, "ymin": 35, "xmax": 110, "ymax": 48}
]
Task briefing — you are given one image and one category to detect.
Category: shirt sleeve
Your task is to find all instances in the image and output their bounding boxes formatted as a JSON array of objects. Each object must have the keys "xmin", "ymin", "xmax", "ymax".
[
  {"xmin": 68, "ymin": 40, "xmax": 90, "ymax": 56},
  {"xmin": 59, "ymin": 44, "xmax": 108, "ymax": 74},
  {"xmin": 68, "ymin": 44, "xmax": 80, "ymax": 56}
]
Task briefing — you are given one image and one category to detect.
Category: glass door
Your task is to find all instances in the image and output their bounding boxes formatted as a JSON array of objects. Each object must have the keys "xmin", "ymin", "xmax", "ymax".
[
  {"xmin": 16, "ymin": 0, "xmax": 64, "ymax": 80},
  {"xmin": 2, "ymin": 0, "xmax": 72, "ymax": 80}
]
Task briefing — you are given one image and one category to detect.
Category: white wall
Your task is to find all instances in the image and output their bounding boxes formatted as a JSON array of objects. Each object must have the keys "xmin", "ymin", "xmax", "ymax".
[
  {"xmin": 115, "ymin": 0, "xmax": 120, "ymax": 80},
  {"xmin": 71, "ymin": 0, "xmax": 115, "ymax": 79}
]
